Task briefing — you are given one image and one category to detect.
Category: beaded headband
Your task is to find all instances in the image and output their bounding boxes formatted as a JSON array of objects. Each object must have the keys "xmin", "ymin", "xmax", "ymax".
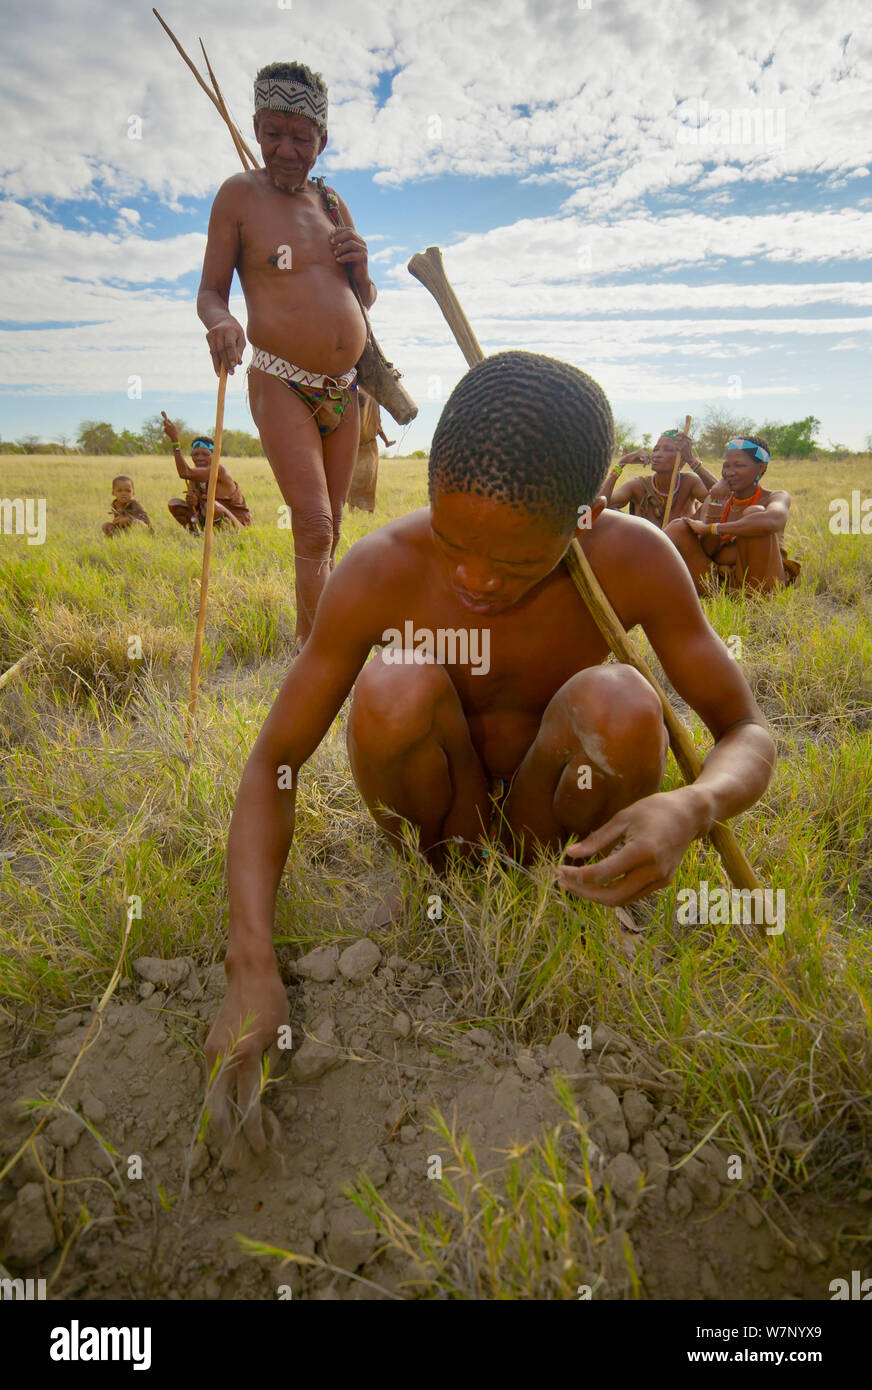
[
  {"xmin": 253, "ymin": 77, "xmax": 327, "ymax": 129},
  {"xmin": 191, "ymin": 438, "xmax": 214, "ymax": 451},
  {"xmin": 727, "ymin": 437, "xmax": 770, "ymax": 464}
]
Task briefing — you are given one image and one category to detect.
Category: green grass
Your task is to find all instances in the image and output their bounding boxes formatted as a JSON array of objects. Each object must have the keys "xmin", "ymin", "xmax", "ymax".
[{"xmin": 1, "ymin": 451, "xmax": 871, "ymax": 1238}]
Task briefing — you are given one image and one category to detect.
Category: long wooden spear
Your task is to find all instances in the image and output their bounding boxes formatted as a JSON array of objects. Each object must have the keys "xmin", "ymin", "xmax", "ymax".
[
  {"xmin": 186, "ymin": 365, "xmax": 228, "ymax": 750},
  {"xmin": 407, "ymin": 246, "xmax": 764, "ymax": 904}
]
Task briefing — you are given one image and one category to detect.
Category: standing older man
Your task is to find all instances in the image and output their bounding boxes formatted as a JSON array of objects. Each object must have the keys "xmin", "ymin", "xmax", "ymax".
[{"xmin": 197, "ymin": 61, "xmax": 374, "ymax": 646}]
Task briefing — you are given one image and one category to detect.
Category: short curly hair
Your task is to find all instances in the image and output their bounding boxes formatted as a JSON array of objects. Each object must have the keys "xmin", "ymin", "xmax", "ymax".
[{"xmin": 428, "ymin": 351, "xmax": 614, "ymax": 531}]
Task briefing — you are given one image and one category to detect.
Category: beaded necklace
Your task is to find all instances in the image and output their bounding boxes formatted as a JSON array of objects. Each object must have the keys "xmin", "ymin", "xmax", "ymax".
[{"xmin": 717, "ymin": 482, "xmax": 763, "ymax": 541}]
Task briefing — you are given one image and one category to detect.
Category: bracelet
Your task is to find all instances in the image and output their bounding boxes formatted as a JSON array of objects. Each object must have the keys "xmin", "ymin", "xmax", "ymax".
[
  {"xmin": 691, "ymin": 460, "xmax": 702, "ymax": 473},
  {"xmin": 612, "ymin": 464, "xmax": 624, "ymax": 476},
  {"xmin": 709, "ymin": 522, "xmax": 719, "ymax": 536}
]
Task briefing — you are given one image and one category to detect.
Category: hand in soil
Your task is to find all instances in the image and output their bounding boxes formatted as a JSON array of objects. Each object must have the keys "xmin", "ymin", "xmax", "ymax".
[{"xmin": 204, "ymin": 964, "xmax": 289, "ymax": 1153}]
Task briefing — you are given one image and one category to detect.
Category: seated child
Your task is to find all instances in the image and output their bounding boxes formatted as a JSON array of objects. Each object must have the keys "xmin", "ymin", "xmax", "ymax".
[
  {"xmin": 161, "ymin": 412, "xmax": 252, "ymax": 532},
  {"xmin": 665, "ymin": 435, "xmax": 800, "ymax": 593},
  {"xmin": 102, "ymin": 476, "xmax": 152, "ymax": 536},
  {"xmin": 602, "ymin": 430, "xmax": 717, "ymax": 528}
]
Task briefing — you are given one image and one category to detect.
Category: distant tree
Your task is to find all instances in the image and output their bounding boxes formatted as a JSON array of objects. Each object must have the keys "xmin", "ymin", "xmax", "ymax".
[
  {"xmin": 611, "ymin": 417, "xmax": 637, "ymax": 455},
  {"xmin": 221, "ymin": 428, "xmax": 264, "ymax": 457},
  {"xmin": 759, "ymin": 416, "xmax": 820, "ymax": 459},
  {"xmin": 864, "ymin": 432, "xmax": 872, "ymax": 454},
  {"xmin": 409, "ymin": 449, "xmax": 428, "ymax": 459},
  {"xmin": 113, "ymin": 429, "xmax": 144, "ymax": 455},
  {"xmin": 16, "ymin": 434, "xmax": 41, "ymax": 454},
  {"xmin": 139, "ymin": 413, "xmax": 191, "ymax": 453},
  {"xmin": 698, "ymin": 406, "xmax": 755, "ymax": 457},
  {"xmin": 77, "ymin": 420, "xmax": 119, "ymax": 454}
]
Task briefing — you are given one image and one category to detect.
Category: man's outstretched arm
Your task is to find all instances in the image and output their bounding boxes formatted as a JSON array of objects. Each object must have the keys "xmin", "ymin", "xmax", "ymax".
[{"xmin": 205, "ymin": 549, "xmax": 381, "ymax": 1146}]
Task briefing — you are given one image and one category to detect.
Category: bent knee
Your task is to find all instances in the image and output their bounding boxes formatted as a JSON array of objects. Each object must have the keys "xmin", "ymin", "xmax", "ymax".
[
  {"xmin": 292, "ymin": 509, "xmax": 334, "ymax": 559},
  {"xmin": 350, "ymin": 650, "xmax": 455, "ymax": 752},
  {"xmin": 542, "ymin": 664, "xmax": 665, "ymax": 751}
]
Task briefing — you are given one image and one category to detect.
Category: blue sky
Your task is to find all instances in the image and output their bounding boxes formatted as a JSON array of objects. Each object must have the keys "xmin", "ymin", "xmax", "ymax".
[{"xmin": 1, "ymin": 0, "xmax": 870, "ymax": 451}]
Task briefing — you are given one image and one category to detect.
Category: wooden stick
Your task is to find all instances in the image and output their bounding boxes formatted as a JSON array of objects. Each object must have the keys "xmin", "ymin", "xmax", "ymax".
[
  {"xmin": 198, "ymin": 38, "xmax": 259, "ymax": 170},
  {"xmin": 0, "ymin": 650, "xmax": 37, "ymax": 692},
  {"xmin": 407, "ymin": 250, "xmax": 765, "ymax": 905},
  {"xmin": 187, "ymin": 365, "xmax": 228, "ymax": 749},
  {"xmin": 662, "ymin": 413, "xmax": 692, "ymax": 528},
  {"xmin": 408, "ymin": 248, "xmax": 484, "ymax": 369},
  {"xmin": 153, "ymin": 10, "xmax": 261, "ymax": 170}
]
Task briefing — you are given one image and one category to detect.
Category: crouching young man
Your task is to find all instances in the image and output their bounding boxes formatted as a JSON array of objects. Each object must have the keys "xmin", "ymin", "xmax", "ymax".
[{"xmin": 206, "ymin": 351, "xmax": 776, "ymax": 1148}]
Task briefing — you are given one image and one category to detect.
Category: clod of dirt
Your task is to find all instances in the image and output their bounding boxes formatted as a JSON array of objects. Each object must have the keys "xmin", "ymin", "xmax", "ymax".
[
  {"xmin": 325, "ymin": 1203, "xmax": 379, "ymax": 1272},
  {"xmin": 290, "ymin": 1015, "xmax": 340, "ymax": 1082},
  {"xmin": 293, "ymin": 945, "xmax": 340, "ymax": 983},
  {"xmin": 544, "ymin": 1032, "xmax": 586, "ymax": 1074},
  {"xmin": 682, "ymin": 1155, "xmax": 722, "ymax": 1207},
  {"xmin": 7, "ymin": 1183, "xmax": 57, "ymax": 1265},
  {"xmin": 45, "ymin": 1112, "xmax": 83, "ymax": 1150},
  {"xmin": 134, "ymin": 957, "xmax": 192, "ymax": 990},
  {"xmin": 577, "ymin": 1081, "xmax": 630, "ymax": 1154},
  {"xmin": 516, "ymin": 1050, "xmax": 542, "ymax": 1080},
  {"xmin": 338, "ymin": 938, "xmax": 382, "ymax": 982},
  {"xmin": 81, "ymin": 1091, "xmax": 107, "ymax": 1126},
  {"xmin": 390, "ymin": 1013, "xmax": 411, "ymax": 1038},
  {"xmin": 605, "ymin": 1152, "xmax": 643, "ymax": 1204},
  {"xmin": 622, "ymin": 1089, "xmax": 655, "ymax": 1140},
  {"xmin": 642, "ymin": 1130, "xmax": 670, "ymax": 1196},
  {"xmin": 667, "ymin": 1176, "xmax": 694, "ymax": 1217},
  {"xmin": 592, "ymin": 1022, "xmax": 631, "ymax": 1054}
]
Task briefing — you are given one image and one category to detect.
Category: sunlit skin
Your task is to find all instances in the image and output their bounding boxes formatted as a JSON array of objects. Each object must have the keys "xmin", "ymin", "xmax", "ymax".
[
  {"xmin": 102, "ymin": 479, "xmax": 150, "ymax": 536},
  {"xmin": 602, "ymin": 432, "xmax": 717, "ymax": 526},
  {"xmin": 197, "ymin": 103, "xmax": 375, "ymax": 640},
  {"xmin": 205, "ymin": 490, "xmax": 775, "ymax": 1149},
  {"xmin": 161, "ymin": 412, "xmax": 249, "ymax": 531},
  {"xmin": 666, "ymin": 447, "xmax": 792, "ymax": 592}
]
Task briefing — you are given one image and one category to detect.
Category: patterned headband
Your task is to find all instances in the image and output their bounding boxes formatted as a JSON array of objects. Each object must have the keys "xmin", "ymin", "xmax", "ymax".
[
  {"xmin": 253, "ymin": 77, "xmax": 328, "ymax": 129},
  {"xmin": 191, "ymin": 438, "xmax": 213, "ymax": 451},
  {"xmin": 727, "ymin": 437, "xmax": 770, "ymax": 464}
]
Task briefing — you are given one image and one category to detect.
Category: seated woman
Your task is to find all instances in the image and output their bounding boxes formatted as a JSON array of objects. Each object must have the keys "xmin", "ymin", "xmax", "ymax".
[
  {"xmin": 666, "ymin": 435, "xmax": 800, "ymax": 594},
  {"xmin": 161, "ymin": 412, "xmax": 252, "ymax": 532},
  {"xmin": 601, "ymin": 430, "xmax": 717, "ymax": 528}
]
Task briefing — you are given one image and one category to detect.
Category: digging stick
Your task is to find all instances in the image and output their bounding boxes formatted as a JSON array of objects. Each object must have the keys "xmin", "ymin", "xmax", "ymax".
[
  {"xmin": 406, "ymin": 246, "xmax": 764, "ymax": 902},
  {"xmin": 662, "ymin": 413, "xmax": 692, "ymax": 528},
  {"xmin": 153, "ymin": 10, "xmax": 261, "ymax": 170},
  {"xmin": 187, "ymin": 365, "xmax": 228, "ymax": 750}
]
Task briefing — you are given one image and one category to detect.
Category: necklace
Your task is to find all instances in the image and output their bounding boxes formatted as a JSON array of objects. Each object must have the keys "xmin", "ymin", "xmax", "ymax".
[
  {"xmin": 717, "ymin": 482, "xmax": 763, "ymax": 540},
  {"xmin": 651, "ymin": 474, "xmax": 674, "ymax": 499}
]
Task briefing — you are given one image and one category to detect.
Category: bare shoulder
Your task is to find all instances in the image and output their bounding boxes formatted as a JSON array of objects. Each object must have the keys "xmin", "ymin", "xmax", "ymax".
[
  {"xmin": 582, "ymin": 509, "xmax": 695, "ymax": 613},
  {"xmin": 329, "ymin": 509, "xmax": 430, "ymax": 586},
  {"xmin": 212, "ymin": 171, "xmax": 257, "ymax": 204}
]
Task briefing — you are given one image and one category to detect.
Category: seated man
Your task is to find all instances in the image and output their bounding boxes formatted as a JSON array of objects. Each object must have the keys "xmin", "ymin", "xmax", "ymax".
[
  {"xmin": 205, "ymin": 351, "xmax": 776, "ymax": 1149},
  {"xmin": 601, "ymin": 430, "xmax": 717, "ymax": 528},
  {"xmin": 666, "ymin": 435, "xmax": 800, "ymax": 593},
  {"xmin": 102, "ymin": 475, "xmax": 152, "ymax": 536},
  {"xmin": 162, "ymin": 413, "xmax": 252, "ymax": 532}
]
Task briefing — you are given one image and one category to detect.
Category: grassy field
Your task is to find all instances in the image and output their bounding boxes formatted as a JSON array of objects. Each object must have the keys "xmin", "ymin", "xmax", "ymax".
[{"xmin": 1, "ymin": 450, "xmax": 871, "ymax": 1261}]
